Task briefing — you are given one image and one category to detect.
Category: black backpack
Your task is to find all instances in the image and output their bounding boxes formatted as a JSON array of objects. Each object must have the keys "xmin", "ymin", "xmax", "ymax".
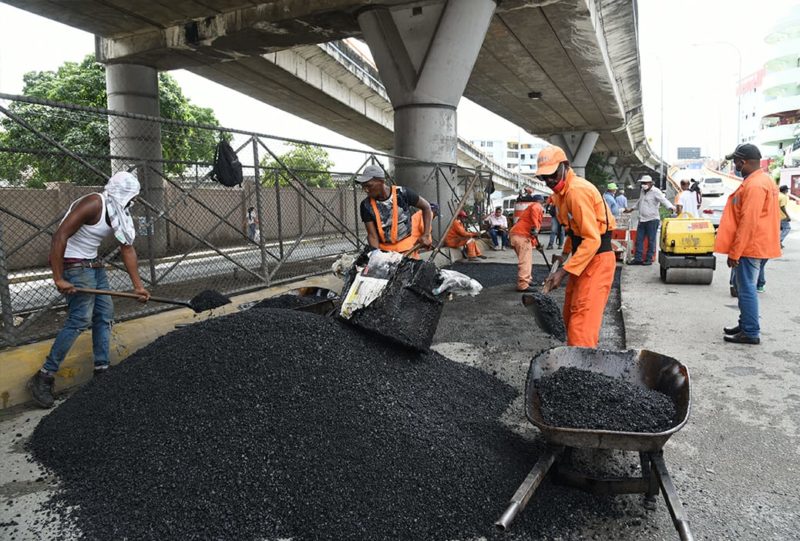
[{"xmin": 211, "ymin": 141, "xmax": 243, "ymax": 187}]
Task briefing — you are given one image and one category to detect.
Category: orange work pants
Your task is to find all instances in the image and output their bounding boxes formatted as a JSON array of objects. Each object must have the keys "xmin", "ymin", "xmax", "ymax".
[
  {"xmin": 563, "ymin": 251, "xmax": 616, "ymax": 347},
  {"xmin": 510, "ymin": 234, "xmax": 532, "ymax": 291},
  {"xmin": 445, "ymin": 238, "xmax": 482, "ymax": 258}
]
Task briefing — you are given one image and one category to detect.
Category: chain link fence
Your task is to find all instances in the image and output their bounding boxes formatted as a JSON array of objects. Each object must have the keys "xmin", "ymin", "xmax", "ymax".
[{"xmin": 0, "ymin": 93, "xmax": 493, "ymax": 347}]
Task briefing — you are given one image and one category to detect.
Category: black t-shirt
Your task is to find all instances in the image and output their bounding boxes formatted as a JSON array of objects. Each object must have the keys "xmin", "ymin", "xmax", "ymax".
[{"xmin": 360, "ymin": 186, "xmax": 420, "ymax": 242}]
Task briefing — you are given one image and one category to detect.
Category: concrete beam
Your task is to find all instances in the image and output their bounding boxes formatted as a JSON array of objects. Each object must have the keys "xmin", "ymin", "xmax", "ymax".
[{"xmin": 549, "ymin": 131, "xmax": 599, "ymax": 177}]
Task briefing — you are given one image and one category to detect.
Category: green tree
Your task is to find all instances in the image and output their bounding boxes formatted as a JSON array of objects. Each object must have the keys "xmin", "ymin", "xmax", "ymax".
[
  {"xmin": 0, "ymin": 55, "xmax": 221, "ymax": 188},
  {"xmin": 584, "ymin": 153, "xmax": 613, "ymax": 189},
  {"xmin": 261, "ymin": 143, "xmax": 335, "ymax": 188}
]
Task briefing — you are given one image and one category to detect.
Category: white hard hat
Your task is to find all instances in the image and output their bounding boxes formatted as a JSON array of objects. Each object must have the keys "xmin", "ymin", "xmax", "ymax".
[{"xmin": 638, "ymin": 175, "xmax": 653, "ymax": 183}]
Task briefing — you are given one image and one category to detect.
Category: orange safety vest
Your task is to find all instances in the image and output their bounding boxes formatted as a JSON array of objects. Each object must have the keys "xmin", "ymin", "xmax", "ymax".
[{"xmin": 369, "ymin": 185, "xmax": 418, "ymax": 253}]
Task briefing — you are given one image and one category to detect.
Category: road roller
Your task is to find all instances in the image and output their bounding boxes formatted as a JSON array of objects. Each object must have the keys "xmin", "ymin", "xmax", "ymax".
[{"xmin": 658, "ymin": 215, "xmax": 716, "ymax": 284}]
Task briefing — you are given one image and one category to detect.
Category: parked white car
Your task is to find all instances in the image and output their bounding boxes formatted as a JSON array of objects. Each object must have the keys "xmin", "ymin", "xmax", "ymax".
[{"xmin": 700, "ymin": 176, "xmax": 725, "ymax": 197}]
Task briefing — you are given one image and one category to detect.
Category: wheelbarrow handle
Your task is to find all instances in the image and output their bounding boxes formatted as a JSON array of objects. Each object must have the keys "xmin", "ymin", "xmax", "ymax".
[
  {"xmin": 495, "ymin": 446, "xmax": 563, "ymax": 531},
  {"xmin": 74, "ymin": 288, "xmax": 192, "ymax": 309}
]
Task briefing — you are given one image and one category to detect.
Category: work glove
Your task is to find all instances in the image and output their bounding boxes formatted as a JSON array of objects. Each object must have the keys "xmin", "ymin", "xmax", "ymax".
[{"xmin": 529, "ymin": 228, "xmax": 539, "ymax": 237}]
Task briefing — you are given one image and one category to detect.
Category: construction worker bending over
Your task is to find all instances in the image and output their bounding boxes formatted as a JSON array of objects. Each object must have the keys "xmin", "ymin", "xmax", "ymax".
[
  {"xmin": 539, "ymin": 145, "xmax": 617, "ymax": 348},
  {"xmin": 510, "ymin": 194, "xmax": 545, "ymax": 292},
  {"xmin": 28, "ymin": 172, "xmax": 150, "ymax": 408},
  {"xmin": 357, "ymin": 164, "xmax": 433, "ymax": 253},
  {"xmin": 444, "ymin": 210, "xmax": 486, "ymax": 261}
]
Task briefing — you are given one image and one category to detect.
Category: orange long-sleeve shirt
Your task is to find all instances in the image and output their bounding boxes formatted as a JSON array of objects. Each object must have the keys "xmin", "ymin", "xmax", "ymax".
[
  {"xmin": 444, "ymin": 219, "xmax": 477, "ymax": 246},
  {"xmin": 510, "ymin": 202, "xmax": 543, "ymax": 240},
  {"xmin": 552, "ymin": 170, "xmax": 616, "ymax": 276},
  {"xmin": 714, "ymin": 169, "xmax": 781, "ymax": 260}
]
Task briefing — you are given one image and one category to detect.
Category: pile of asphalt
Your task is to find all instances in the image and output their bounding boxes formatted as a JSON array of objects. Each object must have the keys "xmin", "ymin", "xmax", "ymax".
[
  {"xmin": 29, "ymin": 308, "xmax": 548, "ymax": 541},
  {"xmin": 188, "ymin": 289, "xmax": 231, "ymax": 312},
  {"xmin": 250, "ymin": 294, "xmax": 321, "ymax": 310},
  {"xmin": 538, "ymin": 367, "xmax": 677, "ymax": 433}
]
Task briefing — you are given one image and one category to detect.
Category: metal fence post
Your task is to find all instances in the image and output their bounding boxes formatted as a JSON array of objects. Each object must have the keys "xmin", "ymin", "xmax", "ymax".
[
  {"xmin": 435, "ymin": 166, "xmax": 443, "ymax": 241},
  {"xmin": 275, "ymin": 169, "xmax": 284, "ymax": 260},
  {"xmin": 251, "ymin": 137, "xmax": 269, "ymax": 284},
  {"xmin": 140, "ymin": 162, "xmax": 158, "ymax": 286},
  {"xmin": 0, "ymin": 222, "xmax": 17, "ymax": 347},
  {"xmin": 353, "ymin": 182, "xmax": 360, "ymax": 250}
]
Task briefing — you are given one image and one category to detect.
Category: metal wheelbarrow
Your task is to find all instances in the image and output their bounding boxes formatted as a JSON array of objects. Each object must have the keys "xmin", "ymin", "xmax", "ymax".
[{"xmin": 496, "ymin": 346, "xmax": 693, "ymax": 541}]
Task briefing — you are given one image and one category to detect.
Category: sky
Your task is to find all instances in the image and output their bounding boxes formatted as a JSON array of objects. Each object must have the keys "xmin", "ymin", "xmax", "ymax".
[{"xmin": 0, "ymin": 0, "xmax": 797, "ymax": 167}]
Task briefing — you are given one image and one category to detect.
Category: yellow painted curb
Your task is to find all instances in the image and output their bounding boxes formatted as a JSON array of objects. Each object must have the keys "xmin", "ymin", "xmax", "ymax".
[{"xmin": 0, "ymin": 275, "xmax": 343, "ymax": 410}]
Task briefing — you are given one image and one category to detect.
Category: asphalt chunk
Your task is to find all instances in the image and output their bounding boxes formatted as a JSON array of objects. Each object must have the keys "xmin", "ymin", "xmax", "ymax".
[
  {"xmin": 188, "ymin": 289, "xmax": 231, "ymax": 312},
  {"xmin": 524, "ymin": 292, "xmax": 566, "ymax": 342},
  {"xmin": 538, "ymin": 367, "xmax": 677, "ymax": 433},
  {"xmin": 29, "ymin": 308, "xmax": 545, "ymax": 541}
]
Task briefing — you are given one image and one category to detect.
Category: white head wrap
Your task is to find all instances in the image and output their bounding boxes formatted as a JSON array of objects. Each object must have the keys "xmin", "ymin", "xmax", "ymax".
[{"xmin": 104, "ymin": 172, "xmax": 140, "ymax": 245}]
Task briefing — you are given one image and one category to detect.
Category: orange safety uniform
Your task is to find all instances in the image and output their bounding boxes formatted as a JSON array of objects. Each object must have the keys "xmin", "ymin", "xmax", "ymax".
[
  {"xmin": 444, "ymin": 219, "xmax": 482, "ymax": 259},
  {"xmin": 369, "ymin": 185, "xmax": 420, "ymax": 254},
  {"xmin": 509, "ymin": 202, "xmax": 544, "ymax": 290},
  {"xmin": 512, "ymin": 196, "xmax": 535, "ymax": 224},
  {"xmin": 714, "ymin": 169, "xmax": 781, "ymax": 260},
  {"xmin": 552, "ymin": 169, "xmax": 617, "ymax": 348}
]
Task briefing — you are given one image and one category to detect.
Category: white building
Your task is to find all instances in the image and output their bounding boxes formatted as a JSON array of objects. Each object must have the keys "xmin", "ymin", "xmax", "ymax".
[
  {"xmin": 758, "ymin": 10, "xmax": 800, "ymax": 155},
  {"xmin": 737, "ymin": 69, "xmax": 765, "ymax": 145},
  {"xmin": 470, "ymin": 138, "xmax": 547, "ymax": 175}
]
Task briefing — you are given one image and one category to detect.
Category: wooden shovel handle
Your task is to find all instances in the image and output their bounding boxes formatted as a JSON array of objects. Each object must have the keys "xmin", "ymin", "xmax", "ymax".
[{"xmin": 74, "ymin": 288, "xmax": 190, "ymax": 308}]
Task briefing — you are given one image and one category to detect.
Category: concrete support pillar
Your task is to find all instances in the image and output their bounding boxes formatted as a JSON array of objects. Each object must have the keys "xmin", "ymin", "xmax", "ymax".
[
  {"xmin": 358, "ymin": 0, "xmax": 496, "ymax": 223},
  {"xmin": 549, "ymin": 131, "xmax": 600, "ymax": 177},
  {"xmin": 106, "ymin": 64, "xmax": 166, "ymax": 256}
]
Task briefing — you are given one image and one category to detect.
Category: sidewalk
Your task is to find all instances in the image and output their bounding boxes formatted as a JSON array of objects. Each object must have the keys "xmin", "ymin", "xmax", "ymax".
[{"xmin": 622, "ymin": 231, "xmax": 800, "ymax": 538}]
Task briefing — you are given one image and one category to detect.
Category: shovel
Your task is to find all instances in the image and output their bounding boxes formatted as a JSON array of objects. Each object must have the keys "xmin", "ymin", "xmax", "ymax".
[
  {"xmin": 74, "ymin": 288, "xmax": 231, "ymax": 313},
  {"xmin": 521, "ymin": 258, "xmax": 567, "ymax": 342}
]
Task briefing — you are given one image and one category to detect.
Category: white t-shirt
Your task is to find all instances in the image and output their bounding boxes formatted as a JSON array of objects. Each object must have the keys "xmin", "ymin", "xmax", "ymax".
[
  {"xmin": 677, "ymin": 190, "xmax": 700, "ymax": 218},
  {"xmin": 485, "ymin": 214, "xmax": 508, "ymax": 228}
]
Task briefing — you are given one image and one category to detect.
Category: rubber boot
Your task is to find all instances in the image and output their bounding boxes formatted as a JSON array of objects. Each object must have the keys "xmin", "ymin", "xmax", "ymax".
[{"xmin": 28, "ymin": 370, "xmax": 55, "ymax": 408}]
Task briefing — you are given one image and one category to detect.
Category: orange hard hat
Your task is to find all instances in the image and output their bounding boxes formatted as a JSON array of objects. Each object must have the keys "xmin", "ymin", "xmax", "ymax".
[{"xmin": 536, "ymin": 145, "xmax": 568, "ymax": 175}]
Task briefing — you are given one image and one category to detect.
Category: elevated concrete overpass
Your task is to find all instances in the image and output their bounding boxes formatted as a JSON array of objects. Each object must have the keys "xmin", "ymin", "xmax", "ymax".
[{"xmin": 3, "ymin": 0, "xmax": 664, "ymax": 200}]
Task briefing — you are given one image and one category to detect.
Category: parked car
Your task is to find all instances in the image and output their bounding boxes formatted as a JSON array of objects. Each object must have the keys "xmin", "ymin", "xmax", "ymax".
[
  {"xmin": 700, "ymin": 195, "xmax": 728, "ymax": 227},
  {"xmin": 700, "ymin": 176, "xmax": 725, "ymax": 197}
]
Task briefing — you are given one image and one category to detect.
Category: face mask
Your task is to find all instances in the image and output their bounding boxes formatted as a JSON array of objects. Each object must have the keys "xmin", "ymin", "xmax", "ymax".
[
  {"xmin": 643, "ymin": 184, "xmax": 652, "ymax": 192},
  {"xmin": 545, "ymin": 164, "xmax": 567, "ymax": 193}
]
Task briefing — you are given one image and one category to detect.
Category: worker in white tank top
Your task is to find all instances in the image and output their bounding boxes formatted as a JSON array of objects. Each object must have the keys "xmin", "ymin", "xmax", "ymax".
[{"xmin": 28, "ymin": 172, "xmax": 151, "ymax": 409}]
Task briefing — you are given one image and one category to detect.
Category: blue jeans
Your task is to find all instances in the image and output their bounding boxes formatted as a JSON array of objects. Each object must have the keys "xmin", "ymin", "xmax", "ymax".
[
  {"xmin": 734, "ymin": 257, "xmax": 763, "ymax": 338},
  {"xmin": 548, "ymin": 219, "xmax": 564, "ymax": 247},
  {"xmin": 780, "ymin": 220, "xmax": 790, "ymax": 245},
  {"xmin": 488, "ymin": 227, "xmax": 510, "ymax": 248},
  {"xmin": 634, "ymin": 219, "xmax": 659, "ymax": 262},
  {"xmin": 43, "ymin": 267, "xmax": 113, "ymax": 373}
]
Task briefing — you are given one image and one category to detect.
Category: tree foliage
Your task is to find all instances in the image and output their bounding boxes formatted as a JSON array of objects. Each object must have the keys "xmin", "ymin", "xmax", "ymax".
[
  {"xmin": 585, "ymin": 153, "xmax": 613, "ymax": 189},
  {"xmin": 261, "ymin": 143, "xmax": 335, "ymax": 188},
  {"xmin": 0, "ymin": 55, "xmax": 221, "ymax": 188}
]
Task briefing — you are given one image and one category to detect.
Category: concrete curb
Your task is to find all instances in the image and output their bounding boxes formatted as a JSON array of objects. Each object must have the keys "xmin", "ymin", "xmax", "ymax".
[{"xmin": 0, "ymin": 274, "xmax": 343, "ymax": 411}]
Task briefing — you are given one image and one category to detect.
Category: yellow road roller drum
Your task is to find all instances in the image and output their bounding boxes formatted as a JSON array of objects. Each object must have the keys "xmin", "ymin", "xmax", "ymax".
[{"xmin": 658, "ymin": 215, "xmax": 716, "ymax": 284}]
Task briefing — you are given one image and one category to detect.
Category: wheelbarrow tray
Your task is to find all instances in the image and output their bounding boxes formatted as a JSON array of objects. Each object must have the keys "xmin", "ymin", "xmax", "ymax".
[{"xmin": 525, "ymin": 347, "xmax": 691, "ymax": 452}]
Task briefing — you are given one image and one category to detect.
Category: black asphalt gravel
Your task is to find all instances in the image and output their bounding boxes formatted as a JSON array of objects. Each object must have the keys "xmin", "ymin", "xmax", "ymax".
[
  {"xmin": 188, "ymin": 289, "xmax": 231, "ymax": 312},
  {"xmin": 538, "ymin": 367, "xmax": 677, "ymax": 433},
  {"xmin": 449, "ymin": 262, "xmax": 551, "ymax": 289},
  {"xmin": 28, "ymin": 308, "xmax": 547, "ymax": 541},
  {"xmin": 250, "ymin": 294, "xmax": 321, "ymax": 310},
  {"xmin": 524, "ymin": 292, "xmax": 566, "ymax": 342}
]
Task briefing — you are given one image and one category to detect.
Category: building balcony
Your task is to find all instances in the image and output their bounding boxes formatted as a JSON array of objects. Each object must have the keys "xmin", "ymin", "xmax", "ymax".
[
  {"xmin": 764, "ymin": 37, "xmax": 800, "ymax": 67},
  {"xmin": 762, "ymin": 67, "xmax": 800, "ymax": 98},
  {"xmin": 760, "ymin": 123, "xmax": 800, "ymax": 147},
  {"xmin": 761, "ymin": 95, "xmax": 800, "ymax": 118}
]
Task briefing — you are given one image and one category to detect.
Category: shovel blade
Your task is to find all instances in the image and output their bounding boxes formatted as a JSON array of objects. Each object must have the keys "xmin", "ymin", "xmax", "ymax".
[{"xmin": 522, "ymin": 293, "xmax": 566, "ymax": 342}]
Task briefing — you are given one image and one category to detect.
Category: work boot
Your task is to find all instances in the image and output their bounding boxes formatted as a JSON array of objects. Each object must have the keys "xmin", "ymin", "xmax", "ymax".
[
  {"xmin": 757, "ymin": 285, "xmax": 765, "ymax": 293},
  {"xmin": 546, "ymin": 244, "xmax": 554, "ymax": 250},
  {"xmin": 28, "ymin": 370, "xmax": 55, "ymax": 409},
  {"xmin": 724, "ymin": 332, "xmax": 760, "ymax": 345},
  {"xmin": 723, "ymin": 325, "xmax": 740, "ymax": 335},
  {"xmin": 478, "ymin": 255, "xmax": 488, "ymax": 260}
]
